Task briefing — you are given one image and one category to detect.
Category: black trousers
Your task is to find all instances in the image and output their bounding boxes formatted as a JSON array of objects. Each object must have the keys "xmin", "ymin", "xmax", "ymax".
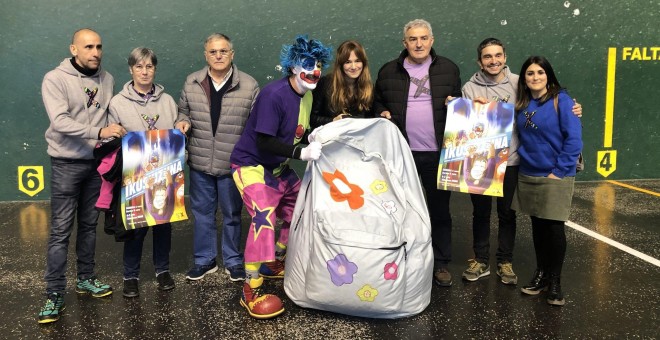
[
  {"xmin": 412, "ymin": 151, "xmax": 453, "ymax": 269},
  {"xmin": 469, "ymin": 165, "xmax": 518, "ymax": 264},
  {"xmin": 530, "ymin": 216, "xmax": 567, "ymax": 276}
]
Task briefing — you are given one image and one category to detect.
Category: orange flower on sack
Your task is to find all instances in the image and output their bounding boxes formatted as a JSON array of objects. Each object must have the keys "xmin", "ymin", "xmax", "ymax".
[
  {"xmin": 356, "ymin": 284, "xmax": 379, "ymax": 302},
  {"xmin": 322, "ymin": 170, "xmax": 364, "ymax": 209}
]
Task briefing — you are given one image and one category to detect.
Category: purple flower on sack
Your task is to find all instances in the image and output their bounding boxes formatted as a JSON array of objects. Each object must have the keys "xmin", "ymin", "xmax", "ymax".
[{"xmin": 327, "ymin": 254, "xmax": 358, "ymax": 286}]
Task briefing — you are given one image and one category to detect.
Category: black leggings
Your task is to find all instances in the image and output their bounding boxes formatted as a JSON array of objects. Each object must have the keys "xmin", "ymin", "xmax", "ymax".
[{"xmin": 531, "ymin": 216, "xmax": 566, "ymax": 276}]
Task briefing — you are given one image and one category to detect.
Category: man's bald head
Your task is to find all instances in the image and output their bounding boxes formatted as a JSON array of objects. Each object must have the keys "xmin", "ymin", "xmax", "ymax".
[
  {"xmin": 70, "ymin": 28, "xmax": 103, "ymax": 71},
  {"xmin": 71, "ymin": 28, "xmax": 99, "ymax": 44}
]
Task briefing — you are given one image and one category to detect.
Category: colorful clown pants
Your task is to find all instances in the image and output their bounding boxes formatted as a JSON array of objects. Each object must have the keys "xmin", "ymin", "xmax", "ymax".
[{"xmin": 231, "ymin": 164, "xmax": 301, "ymax": 264}]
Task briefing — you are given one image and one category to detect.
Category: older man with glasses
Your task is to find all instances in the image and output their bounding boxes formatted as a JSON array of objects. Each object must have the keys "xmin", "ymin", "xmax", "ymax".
[{"xmin": 178, "ymin": 33, "xmax": 259, "ymax": 282}]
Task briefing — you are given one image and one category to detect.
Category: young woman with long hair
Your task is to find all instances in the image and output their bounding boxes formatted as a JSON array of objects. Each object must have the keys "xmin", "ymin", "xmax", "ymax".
[{"xmin": 311, "ymin": 40, "xmax": 374, "ymax": 127}]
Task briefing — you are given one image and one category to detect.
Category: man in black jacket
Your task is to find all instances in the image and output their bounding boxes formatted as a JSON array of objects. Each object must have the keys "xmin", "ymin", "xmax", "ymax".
[{"xmin": 373, "ymin": 19, "xmax": 461, "ymax": 287}]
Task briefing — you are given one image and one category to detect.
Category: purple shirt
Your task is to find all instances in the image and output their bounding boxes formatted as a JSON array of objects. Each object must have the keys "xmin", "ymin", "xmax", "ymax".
[
  {"xmin": 230, "ymin": 77, "xmax": 312, "ymax": 173},
  {"xmin": 404, "ymin": 57, "xmax": 437, "ymax": 151}
]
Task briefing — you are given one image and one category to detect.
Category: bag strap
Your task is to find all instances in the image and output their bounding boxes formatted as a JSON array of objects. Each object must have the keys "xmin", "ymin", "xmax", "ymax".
[{"xmin": 553, "ymin": 95, "xmax": 559, "ymax": 113}]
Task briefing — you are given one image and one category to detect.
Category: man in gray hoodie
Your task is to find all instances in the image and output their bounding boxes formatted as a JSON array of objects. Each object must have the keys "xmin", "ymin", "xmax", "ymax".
[
  {"xmin": 460, "ymin": 38, "xmax": 520, "ymax": 285},
  {"xmin": 38, "ymin": 28, "xmax": 126, "ymax": 324},
  {"xmin": 460, "ymin": 38, "xmax": 581, "ymax": 285}
]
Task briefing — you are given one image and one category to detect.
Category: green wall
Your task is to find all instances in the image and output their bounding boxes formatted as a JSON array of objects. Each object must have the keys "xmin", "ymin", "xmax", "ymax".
[{"xmin": 1, "ymin": 0, "xmax": 658, "ymax": 201}]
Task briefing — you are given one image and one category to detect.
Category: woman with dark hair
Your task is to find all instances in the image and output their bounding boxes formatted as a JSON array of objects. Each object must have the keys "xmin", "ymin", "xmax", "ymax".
[
  {"xmin": 512, "ymin": 56, "xmax": 582, "ymax": 306},
  {"xmin": 108, "ymin": 47, "xmax": 190, "ymax": 298},
  {"xmin": 310, "ymin": 40, "xmax": 374, "ymax": 127}
]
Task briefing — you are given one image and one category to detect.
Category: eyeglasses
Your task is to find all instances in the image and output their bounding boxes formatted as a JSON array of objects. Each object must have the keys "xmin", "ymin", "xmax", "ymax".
[
  {"xmin": 133, "ymin": 64, "xmax": 155, "ymax": 72},
  {"xmin": 207, "ymin": 49, "xmax": 233, "ymax": 57}
]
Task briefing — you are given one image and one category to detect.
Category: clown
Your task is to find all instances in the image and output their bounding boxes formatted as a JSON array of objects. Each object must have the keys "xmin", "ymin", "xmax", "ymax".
[{"xmin": 229, "ymin": 35, "xmax": 332, "ymax": 319}]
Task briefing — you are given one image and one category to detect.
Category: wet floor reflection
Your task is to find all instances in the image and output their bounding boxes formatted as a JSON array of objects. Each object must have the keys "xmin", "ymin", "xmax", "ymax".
[{"xmin": 19, "ymin": 203, "xmax": 49, "ymax": 242}]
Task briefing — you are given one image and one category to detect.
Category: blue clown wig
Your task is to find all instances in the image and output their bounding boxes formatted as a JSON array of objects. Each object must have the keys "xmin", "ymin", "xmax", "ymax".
[{"xmin": 279, "ymin": 34, "xmax": 332, "ymax": 76}]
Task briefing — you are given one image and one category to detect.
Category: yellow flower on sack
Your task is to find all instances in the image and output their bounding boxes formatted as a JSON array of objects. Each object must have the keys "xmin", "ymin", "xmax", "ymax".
[
  {"xmin": 356, "ymin": 284, "xmax": 379, "ymax": 302},
  {"xmin": 370, "ymin": 180, "xmax": 388, "ymax": 195}
]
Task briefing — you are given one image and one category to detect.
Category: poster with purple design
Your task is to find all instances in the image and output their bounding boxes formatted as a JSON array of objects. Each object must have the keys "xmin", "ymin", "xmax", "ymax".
[
  {"xmin": 437, "ymin": 98, "xmax": 514, "ymax": 197},
  {"xmin": 121, "ymin": 129, "xmax": 188, "ymax": 229}
]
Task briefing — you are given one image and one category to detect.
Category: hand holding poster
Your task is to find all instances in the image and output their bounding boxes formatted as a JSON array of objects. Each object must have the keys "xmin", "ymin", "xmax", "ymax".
[
  {"xmin": 437, "ymin": 98, "xmax": 514, "ymax": 197},
  {"xmin": 121, "ymin": 129, "xmax": 188, "ymax": 229}
]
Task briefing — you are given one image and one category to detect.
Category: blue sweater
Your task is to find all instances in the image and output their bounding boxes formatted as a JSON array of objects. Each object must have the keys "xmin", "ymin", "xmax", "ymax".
[{"xmin": 516, "ymin": 91, "xmax": 582, "ymax": 178}]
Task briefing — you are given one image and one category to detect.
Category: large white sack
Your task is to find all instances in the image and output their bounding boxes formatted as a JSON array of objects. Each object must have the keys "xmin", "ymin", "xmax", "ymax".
[{"xmin": 284, "ymin": 118, "xmax": 433, "ymax": 319}]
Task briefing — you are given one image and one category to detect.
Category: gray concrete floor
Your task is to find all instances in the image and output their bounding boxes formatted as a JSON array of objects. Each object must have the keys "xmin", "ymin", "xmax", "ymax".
[{"xmin": 0, "ymin": 180, "xmax": 658, "ymax": 339}]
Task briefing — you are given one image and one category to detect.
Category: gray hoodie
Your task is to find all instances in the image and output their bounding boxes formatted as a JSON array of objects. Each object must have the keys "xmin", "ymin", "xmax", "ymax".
[
  {"xmin": 461, "ymin": 66, "xmax": 520, "ymax": 166},
  {"xmin": 42, "ymin": 58, "xmax": 114, "ymax": 159},
  {"xmin": 108, "ymin": 81, "xmax": 189, "ymax": 132}
]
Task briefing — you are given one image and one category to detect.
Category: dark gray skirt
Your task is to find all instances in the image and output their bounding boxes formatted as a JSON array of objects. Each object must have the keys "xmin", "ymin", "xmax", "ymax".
[{"xmin": 512, "ymin": 174, "xmax": 575, "ymax": 221}]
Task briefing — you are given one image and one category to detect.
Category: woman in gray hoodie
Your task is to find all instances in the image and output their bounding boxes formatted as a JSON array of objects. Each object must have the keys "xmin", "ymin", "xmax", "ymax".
[{"xmin": 108, "ymin": 47, "xmax": 190, "ymax": 298}]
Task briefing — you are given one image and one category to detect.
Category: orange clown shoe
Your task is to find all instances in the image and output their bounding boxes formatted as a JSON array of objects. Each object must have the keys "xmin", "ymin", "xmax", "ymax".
[{"xmin": 240, "ymin": 277, "xmax": 285, "ymax": 319}]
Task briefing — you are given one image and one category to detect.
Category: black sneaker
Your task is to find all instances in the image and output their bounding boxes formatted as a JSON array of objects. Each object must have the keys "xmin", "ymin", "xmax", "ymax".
[
  {"xmin": 157, "ymin": 272, "xmax": 176, "ymax": 291},
  {"xmin": 38, "ymin": 293, "xmax": 65, "ymax": 324},
  {"xmin": 224, "ymin": 265, "xmax": 246, "ymax": 282},
  {"xmin": 76, "ymin": 277, "xmax": 113, "ymax": 298},
  {"xmin": 123, "ymin": 279, "xmax": 139, "ymax": 298},
  {"xmin": 185, "ymin": 260, "xmax": 219, "ymax": 281}
]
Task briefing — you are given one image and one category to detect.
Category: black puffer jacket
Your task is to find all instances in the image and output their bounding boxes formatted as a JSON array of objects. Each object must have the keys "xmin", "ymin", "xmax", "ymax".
[
  {"xmin": 310, "ymin": 75, "xmax": 373, "ymax": 128},
  {"xmin": 373, "ymin": 48, "xmax": 461, "ymax": 145}
]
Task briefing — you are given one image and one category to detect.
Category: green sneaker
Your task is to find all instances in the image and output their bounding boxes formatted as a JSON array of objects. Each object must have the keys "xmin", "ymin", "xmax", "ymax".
[
  {"xmin": 76, "ymin": 277, "xmax": 113, "ymax": 298},
  {"xmin": 462, "ymin": 259, "xmax": 490, "ymax": 281},
  {"xmin": 497, "ymin": 262, "xmax": 518, "ymax": 285},
  {"xmin": 38, "ymin": 293, "xmax": 65, "ymax": 324}
]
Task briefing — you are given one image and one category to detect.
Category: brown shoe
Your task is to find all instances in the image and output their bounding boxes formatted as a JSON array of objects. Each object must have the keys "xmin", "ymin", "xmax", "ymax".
[{"xmin": 434, "ymin": 268, "xmax": 453, "ymax": 287}]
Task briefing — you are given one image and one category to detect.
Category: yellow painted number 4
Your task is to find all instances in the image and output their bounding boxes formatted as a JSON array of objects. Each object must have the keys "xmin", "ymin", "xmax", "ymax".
[{"xmin": 597, "ymin": 150, "xmax": 617, "ymax": 177}]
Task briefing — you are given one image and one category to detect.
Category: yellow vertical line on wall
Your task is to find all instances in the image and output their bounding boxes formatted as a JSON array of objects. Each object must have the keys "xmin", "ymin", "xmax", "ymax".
[{"xmin": 604, "ymin": 47, "xmax": 617, "ymax": 148}]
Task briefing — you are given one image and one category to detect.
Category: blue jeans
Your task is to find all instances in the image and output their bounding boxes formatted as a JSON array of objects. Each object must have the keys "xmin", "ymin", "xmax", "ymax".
[
  {"xmin": 45, "ymin": 157, "xmax": 101, "ymax": 294},
  {"xmin": 123, "ymin": 224, "xmax": 172, "ymax": 279},
  {"xmin": 189, "ymin": 169, "xmax": 244, "ymax": 268},
  {"xmin": 412, "ymin": 151, "xmax": 453, "ymax": 270}
]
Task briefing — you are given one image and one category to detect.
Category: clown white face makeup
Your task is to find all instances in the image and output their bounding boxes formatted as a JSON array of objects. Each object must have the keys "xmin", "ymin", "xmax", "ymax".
[{"xmin": 292, "ymin": 58, "xmax": 322, "ymax": 93}]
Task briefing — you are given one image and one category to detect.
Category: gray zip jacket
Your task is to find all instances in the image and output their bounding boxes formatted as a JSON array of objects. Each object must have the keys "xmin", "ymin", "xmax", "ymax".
[
  {"xmin": 461, "ymin": 66, "xmax": 520, "ymax": 166},
  {"xmin": 42, "ymin": 58, "xmax": 114, "ymax": 159},
  {"xmin": 178, "ymin": 64, "xmax": 259, "ymax": 176},
  {"xmin": 108, "ymin": 81, "xmax": 189, "ymax": 132}
]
